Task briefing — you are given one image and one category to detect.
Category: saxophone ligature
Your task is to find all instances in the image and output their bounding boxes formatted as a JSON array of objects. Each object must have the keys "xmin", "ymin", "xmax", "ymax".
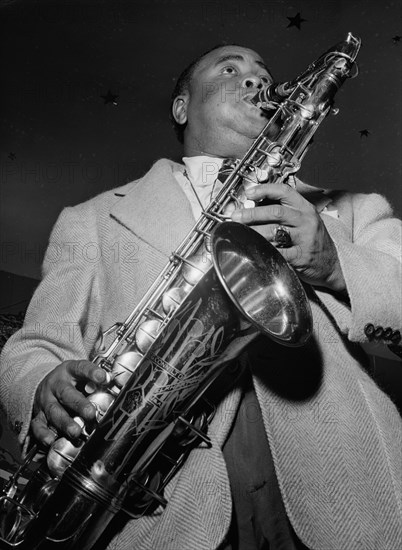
[{"xmin": 0, "ymin": 32, "xmax": 361, "ymax": 549}]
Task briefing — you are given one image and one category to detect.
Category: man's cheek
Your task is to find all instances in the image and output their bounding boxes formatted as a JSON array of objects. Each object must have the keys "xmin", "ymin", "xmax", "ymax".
[{"xmin": 216, "ymin": 102, "xmax": 236, "ymax": 120}]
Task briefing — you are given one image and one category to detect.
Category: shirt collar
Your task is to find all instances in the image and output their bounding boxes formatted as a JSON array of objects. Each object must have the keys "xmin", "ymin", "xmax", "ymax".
[{"xmin": 182, "ymin": 156, "xmax": 225, "ymax": 188}]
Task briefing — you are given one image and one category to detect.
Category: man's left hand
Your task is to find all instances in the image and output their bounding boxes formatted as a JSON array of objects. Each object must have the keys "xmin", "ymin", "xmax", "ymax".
[{"xmin": 231, "ymin": 182, "xmax": 346, "ymax": 294}]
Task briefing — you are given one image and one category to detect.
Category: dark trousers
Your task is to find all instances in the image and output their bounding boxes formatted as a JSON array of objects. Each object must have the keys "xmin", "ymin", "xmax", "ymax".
[{"xmin": 221, "ymin": 371, "xmax": 309, "ymax": 550}]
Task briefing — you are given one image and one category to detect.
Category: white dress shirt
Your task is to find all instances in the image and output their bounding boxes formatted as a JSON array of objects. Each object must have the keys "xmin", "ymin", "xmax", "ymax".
[{"xmin": 173, "ymin": 156, "xmax": 225, "ymax": 220}]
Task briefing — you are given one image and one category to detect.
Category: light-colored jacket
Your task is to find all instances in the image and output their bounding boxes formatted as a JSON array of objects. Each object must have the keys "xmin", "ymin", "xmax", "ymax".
[{"xmin": 1, "ymin": 159, "xmax": 401, "ymax": 550}]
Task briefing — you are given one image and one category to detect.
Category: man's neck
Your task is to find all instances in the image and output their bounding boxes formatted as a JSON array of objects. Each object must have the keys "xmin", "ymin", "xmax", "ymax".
[
  {"xmin": 183, "ymin": 147, "xmax": 226, "ymax": 159},
  {"xmin": 182, "ymin": 135, "xmax": 252, "ymax": 159}
]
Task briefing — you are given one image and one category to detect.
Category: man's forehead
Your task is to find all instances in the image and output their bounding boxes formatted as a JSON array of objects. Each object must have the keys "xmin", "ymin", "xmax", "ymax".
[{"xmin": 196, "ymin": 46, "xmax": 269, "ymax": 73}]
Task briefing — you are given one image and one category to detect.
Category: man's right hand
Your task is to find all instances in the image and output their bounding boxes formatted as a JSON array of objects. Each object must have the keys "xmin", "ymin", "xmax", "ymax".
[{"xmin": 31, "ymin": 360, "xmax": 107, "ymax": 447}]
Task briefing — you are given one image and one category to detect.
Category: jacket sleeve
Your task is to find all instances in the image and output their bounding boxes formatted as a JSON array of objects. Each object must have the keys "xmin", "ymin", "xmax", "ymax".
[
  {"xmin": 315, "ymin": 191, "xmax": 402, "ymax": 344},
  {"xmin": 0, "ymin": 203, "xmax": 103, "ymax": 448}
]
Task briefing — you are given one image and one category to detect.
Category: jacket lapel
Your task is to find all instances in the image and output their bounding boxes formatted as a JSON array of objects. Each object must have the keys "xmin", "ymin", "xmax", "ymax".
[{"xmin": 110, "ymin": 159, "xmax": 195, "ymax": 258}]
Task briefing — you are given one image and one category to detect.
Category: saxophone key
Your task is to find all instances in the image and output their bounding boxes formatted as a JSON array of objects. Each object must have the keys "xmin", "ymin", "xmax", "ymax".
[
  {"xmin": 47, "ymin": 437, "xmax": 83, "ymax": 477},
  {"xmin": 88, "ymin": 391, "xmax": 114, "ymax": 421},
  {"xmin": 181, "ymin": 252, "xmax": 212, "ymax": 285},
  {"xmin": 299, "ymin": 104, "xmax": 315, "ymax": 119},
  {"xmin": 78, "ymin": 391, "xmax": 114, "ymax": 437},
  {"xmin": 135, "ymin": 319, "xmax": 162, "ymax": 353},
  {"xmin": 112, "ymin": 350, "xmax": 144, "ymax": 387},
  {"xmin": 266, "ymin": 147, "xmax": 282, "ymax": 167},
  {"xmin": 84, "ymin": 370, "xmax": 112, "ymax": 395},
  {"xmin": 162, "ymin": 287, "xmax": 187, "ymax": 314}
]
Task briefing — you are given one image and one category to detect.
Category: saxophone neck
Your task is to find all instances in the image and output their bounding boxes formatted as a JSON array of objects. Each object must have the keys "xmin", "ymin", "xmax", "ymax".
[{"xmin": 252, "ymin": 32, "xmax": 361, "ymax": 107}]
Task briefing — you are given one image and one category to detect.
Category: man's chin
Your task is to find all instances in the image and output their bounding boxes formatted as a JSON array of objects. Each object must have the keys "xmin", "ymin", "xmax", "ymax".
[{"xmin": 242, "ymin": 118, "xmax": 269, "ymax": 140}]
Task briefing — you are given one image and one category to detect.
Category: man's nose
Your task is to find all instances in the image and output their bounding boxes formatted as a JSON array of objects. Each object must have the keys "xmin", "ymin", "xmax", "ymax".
[{"xmin": 241, "ymin": 75, "xmax": 263, "ymax": 89}]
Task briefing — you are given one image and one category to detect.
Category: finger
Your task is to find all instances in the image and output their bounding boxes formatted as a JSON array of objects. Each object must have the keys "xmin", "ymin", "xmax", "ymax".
[
  {"xmin": 231, "ymin": 203, "xmax": 301, "ymax": 226},
  {"xmin": 55, "ymin": 383, "xmax": 96, "ymax": 422},
  {"xmin": 31, "ymin": 411, "xmax": 57, "ymax": 447},
  {"xmin": 244, "ymin": 182, "xmax": 303, "ymax": 208},
  {"xmin": 276, "ymin": 245, "xmax": 300, "ymax": 266},
  {"xmin": 249, "ymin": 228, "xmax": 300, "ymax": 271},
  {"xmin": 253, "ymin": 225, "xmax": 297, "ymax": 253},
  {"xmin": 64, "ymin": 360, "xmax": 107, "ymax": 385},
  {"xmin": 251, "ymin": 223, "xmax": 289, "ymax": 241},
  {"xmin": 44, "ymin": 398, "xmax": 83, "ymax": 440}
]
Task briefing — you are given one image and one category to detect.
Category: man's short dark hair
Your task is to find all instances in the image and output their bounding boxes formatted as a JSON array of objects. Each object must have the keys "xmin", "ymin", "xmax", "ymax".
[{"xmin": 170, "ymin": 43, "xmax": 245, "ymax": 143}]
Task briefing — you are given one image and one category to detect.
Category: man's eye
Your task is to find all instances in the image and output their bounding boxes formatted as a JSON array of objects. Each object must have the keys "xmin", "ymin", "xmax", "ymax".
[{"xmin": 222, "ymin": 66, "xmax": 238, "ymax": 75}]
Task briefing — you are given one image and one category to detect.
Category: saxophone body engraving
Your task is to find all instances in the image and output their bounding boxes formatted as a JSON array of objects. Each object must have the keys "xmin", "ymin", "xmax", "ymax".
[{"xmin": 0, "ymin": 33, "xmax": 361, "ymax": 549}]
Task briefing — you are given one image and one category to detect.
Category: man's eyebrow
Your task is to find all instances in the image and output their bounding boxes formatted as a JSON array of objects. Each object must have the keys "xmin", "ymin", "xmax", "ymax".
[
  {"xmin": 213, "ymin": 54, "xmax": 272, "ymax": 78},
  {"xmin": 256, "ymin": 60, "xmax": 272, "ymax": 76},
  {"xmin": 214, "ymin": 54, "xmax": 244, "ymax": 66}
]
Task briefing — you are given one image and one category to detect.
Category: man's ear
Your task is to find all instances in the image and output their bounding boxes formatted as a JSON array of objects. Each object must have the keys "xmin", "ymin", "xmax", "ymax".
[{"xmin": 172, "ymin": 94, "xmax": 188, "ymax": 125}]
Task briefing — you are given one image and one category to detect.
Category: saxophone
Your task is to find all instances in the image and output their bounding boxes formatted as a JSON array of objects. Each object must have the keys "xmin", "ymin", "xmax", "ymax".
[{"xmin": 0, "ymin": 33, "xmax": 361, "ymax": 549}]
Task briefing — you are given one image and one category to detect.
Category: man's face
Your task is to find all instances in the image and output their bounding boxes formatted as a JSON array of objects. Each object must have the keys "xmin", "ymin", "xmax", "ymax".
[{"xmin": 175, "ymin": 46, "xmax": 274, "ymax": 158}]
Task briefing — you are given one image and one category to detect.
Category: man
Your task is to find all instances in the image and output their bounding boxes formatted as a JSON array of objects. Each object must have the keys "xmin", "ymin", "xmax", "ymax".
[{"xmin": 1, "ymin": 45, "xmax": 401, "ymax": 550}]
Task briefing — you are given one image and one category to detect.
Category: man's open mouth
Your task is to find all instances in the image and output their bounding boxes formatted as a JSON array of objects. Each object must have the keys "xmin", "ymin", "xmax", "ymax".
[{"xmin": 242, "ymin": 92, "xmax": 259, "ymax": 105}]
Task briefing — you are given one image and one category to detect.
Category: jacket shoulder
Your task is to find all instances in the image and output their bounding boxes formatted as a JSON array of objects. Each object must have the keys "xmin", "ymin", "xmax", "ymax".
[{"xmin": 63, "ymin": 158, "xmax": 182, "ymax": 218}]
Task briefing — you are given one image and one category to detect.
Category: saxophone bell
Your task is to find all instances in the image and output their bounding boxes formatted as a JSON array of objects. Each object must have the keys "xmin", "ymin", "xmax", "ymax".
[{"xmin": 212, "ymin": 222, "xmax": 311, "ymax": 346}]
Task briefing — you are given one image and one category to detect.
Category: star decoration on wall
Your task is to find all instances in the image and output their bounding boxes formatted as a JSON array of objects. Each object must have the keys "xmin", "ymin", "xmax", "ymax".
[
  {"xmin": 101, "ymin": 90, "xmax": 119, "ymax": 105},
  {"xmin": 286, "ymin": 12, "xmax": 307, "ymax": 30},
  {"xmin": 392, "ymin": 35, "xmax": 401, "ymax": 44},
  {"xmin": 8, "ymin": 152, "xmax": 16, "ymax": 160},
  {"xmin": 359, "ymin": 129, "xmax": 370, "ymax": 138}
]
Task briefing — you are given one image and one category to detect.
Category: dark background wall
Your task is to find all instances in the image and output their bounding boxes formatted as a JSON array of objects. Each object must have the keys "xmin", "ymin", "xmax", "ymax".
[{"xmin": 0, "ymin": 0, "xmax": 401, "ymax": 281}]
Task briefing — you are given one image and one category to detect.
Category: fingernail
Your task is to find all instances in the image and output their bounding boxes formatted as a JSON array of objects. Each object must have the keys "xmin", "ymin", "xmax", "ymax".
[
  {"xmin": 68, "ymin": 425, "xmax": 80, "ymax": 438},
  {"xmin": 44, "ymin": 434, "xmax": 56, "ymax": 446},
  {"xmin": 231, "ymin": 211, "xmax": 242, "ymax": 221},
  {"xmin": 94, "ymin": 369, "xmax": 106, "ymax": 383},
  {"xmin": 246, "ymin": 187, "xmax": 256, "ymax": 197},
  {"xmin": 83, "ymin": 404, "xmax": 95, "ymax": 418}
]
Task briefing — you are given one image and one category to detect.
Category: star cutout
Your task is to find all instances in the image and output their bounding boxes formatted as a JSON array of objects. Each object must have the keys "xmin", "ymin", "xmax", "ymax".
[
  {"xmin": 359, "ymin": 129, "xmax": 370, "ymax": 138},
  {"xmin": 101, "ymin": 90, "xmax": 119, "ymax": 105},
  {"xmin": 286, "ymin": 12, "xmax": 307, "ymax": 30},
  {"xmin": 8, "ymin": 152, "xmax": 16, "ymax": 160},
  {"xmin": 392, "ymin": 35, "xmax": 401, "ymax": 44}
]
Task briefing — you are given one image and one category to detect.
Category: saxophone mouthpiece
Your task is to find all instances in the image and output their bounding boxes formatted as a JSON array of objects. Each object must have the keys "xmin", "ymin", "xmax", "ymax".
[
  {"xmin": 250, "ymin": 83, "xmax": 291, "ymax": 110},
  {"xmin": 345, "ymin": 32, "xmax": 362, "ymax": 61}
]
